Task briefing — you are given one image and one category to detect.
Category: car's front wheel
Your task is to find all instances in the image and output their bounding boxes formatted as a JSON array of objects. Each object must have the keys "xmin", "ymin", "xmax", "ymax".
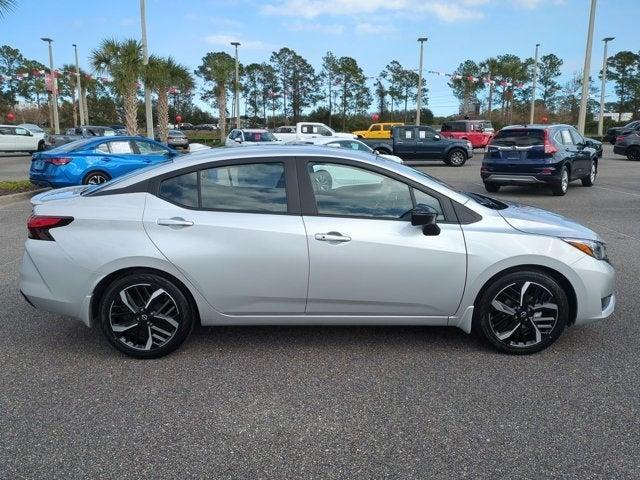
[
  {"xmin": 475, "ymin": 270, "xmax": 569, "ymax": 354},
  {"xmin": 581, "ymin": 160, "xmax": 597, "ymax": 186},
  {"xmin": 99, "ymin": 272, "xmax": 194, "ymax": 358}
]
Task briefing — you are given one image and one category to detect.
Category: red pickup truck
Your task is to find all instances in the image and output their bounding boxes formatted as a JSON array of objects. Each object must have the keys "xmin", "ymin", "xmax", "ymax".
[{"xmin": 440, "ymin": 120, "xmax": 494, "ymax": 148}]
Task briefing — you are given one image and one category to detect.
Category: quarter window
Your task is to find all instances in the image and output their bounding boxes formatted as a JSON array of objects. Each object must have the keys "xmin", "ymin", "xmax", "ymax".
[
  {"xmin": 308, "ymin": 163, "xmax": 413, "ymax": 219},
  {"xmin": 560, "ymin": 130, "xmax": 574, "ymax": 145},
  {"xmin": 96, "ymin": 143, "xmax": 110, "ymax": 153}
]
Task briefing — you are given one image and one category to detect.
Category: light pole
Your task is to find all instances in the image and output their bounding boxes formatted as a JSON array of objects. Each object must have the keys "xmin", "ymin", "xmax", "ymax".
[
  {"xmin": 578, "ymin": 0, "xmax": 597, "ymax": 135},
  {"xmin": 41, "ymin": 37, "xmax": 59, "ymax": 134},
  {"xmin": 231, "ymin": 42, "xmax": 241, "ymax": 129},
  {"xmin": 140, "ymin": 0, "xmax": 154, "ymax": 138},
  {"xmin": 72, "ymin": 44, "xmax": 85, "ymax": 127},
  {"xmin": 598, "ymin": 37, "xmax": 614, "ymax": 136},
  {"xmin": 416, "ymin": 37, "xmax": 428, "ymax": 125},
  {"xmin": 529, "ymin": 43, "xmax": 540, "ymax": 125}
]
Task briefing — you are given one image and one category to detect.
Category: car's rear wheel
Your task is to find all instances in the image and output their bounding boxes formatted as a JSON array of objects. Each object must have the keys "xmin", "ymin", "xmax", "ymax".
[
  {"xmin": 627, "ymin": 147, "xmax": 640, "ymax": 161},
  {"xmin": 581, "ymin": 160, "xmax": 596, "ymax": 186},
  {"xmin": 475, "ymin": 271, "xmax": 569, "ymax": 354},
  {"xmin": 312, "ymin": 169, "xmax": 332, "ymax": 192},
  {"xmin": 99, "ymin": 273, "xmax": 194, "ymax": 358},
  {"xmin": 484, "ymin": 182, "xmax": 500, "ymax": 193},
  {"xmin": 447, "ymin": 148, "xmax": 467, "ymax": 167},
  {"xmin": 83, "ymin": 171, "xmax": 111, "ymax": 185},
  {"xmin": 551, "ymin": 166, "xmax": 569, "ymax": 196}
]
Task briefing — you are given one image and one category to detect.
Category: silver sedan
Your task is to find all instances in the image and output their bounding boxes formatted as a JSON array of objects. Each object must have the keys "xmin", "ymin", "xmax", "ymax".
[{"xmin": 20, "ymin": 146, "xmax": 615, "ymax": 358}]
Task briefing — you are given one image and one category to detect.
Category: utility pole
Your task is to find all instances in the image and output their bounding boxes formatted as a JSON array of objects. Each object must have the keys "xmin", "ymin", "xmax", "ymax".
[
  {"xmin": 231, "ymin": 42, "xmax": 241, "ymax": 129},
  {"xmin": 72, "ymin": 44, "xmax": 85, "ymax": 126},
  {"xmin": 41, "ymin": 38, "xmax": 59, "ymax": 134},
  {"xmin": 598, "ymin": 37, "xmax": 614, "ymax": 136},
  {"xmin": 140, "ymin": 0, "xmax": 154, "ymax": 138},
  {"xmin": 577, "ymin": 0, "xmax": 597, "ymax": 135},
  {"xmin": 416, "ymin": 37, "xmax": 428, "ymax": 125},
  {"xmin": 529, "ymin": 43, "xmax": 540, "ymax": 124}
]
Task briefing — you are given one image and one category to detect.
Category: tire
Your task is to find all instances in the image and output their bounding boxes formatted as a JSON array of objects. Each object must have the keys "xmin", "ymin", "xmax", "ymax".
[
  {"xmin": 581, "ymin": 160, "xmax": 596, "ymax": 186},
  {"xmin": 551, "ymin": 166, "xmax": 569, "ymax": 196},
  {"xmin": 447, "ymin": 148, "xmax": 467, "ymax": 167},
  {"xmin": 627, "ymin": 147, "xmax": 640, "ymax": 162},
  {"xmin": 99, "ymin": 272, "xmax": 194, "ymax": 359},
  {"xmin": 484, "ymin": 182, "xmax": 500, "ymax": 193},
  {"xmin": 474, "ymin": 270, "xmax": 569, "ymax": 354},
  {"xmin": 312, "ymin": 169, "xmax": 332, "ymax": 192},
  {"xmin": 82, "ymin": 171, "xmax": 111, "ymax": 185}
]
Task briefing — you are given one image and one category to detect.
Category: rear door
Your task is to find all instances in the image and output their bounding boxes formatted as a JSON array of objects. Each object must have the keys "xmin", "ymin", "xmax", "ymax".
[
  {"xmin": 568, "ymin": 127, "xmax": 592, "ymax": 175},
  {"xmin": 393, "ymin": 126, "xmax": 417, "ymax": 160},
  {"xmin": 90, "ymin": 139, "xmax": 145, "ymax": 177},
  {"xmin": 132, "ymin": 139, "xmax": 172, "ymax": 164},
  {"xmin": 143, "ymin": 158, "xmax": 309, "ymax": 315}
]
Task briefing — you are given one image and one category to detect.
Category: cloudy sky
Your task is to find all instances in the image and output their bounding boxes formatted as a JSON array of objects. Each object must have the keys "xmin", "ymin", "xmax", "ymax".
[{"xmin": 1, "ymin": 0, "xmax": 636, "ymax": 116}]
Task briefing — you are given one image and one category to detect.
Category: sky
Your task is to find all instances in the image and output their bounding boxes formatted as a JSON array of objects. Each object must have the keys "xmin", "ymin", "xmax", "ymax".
[{"xmin": 1, "ymin": 0, "xmax": 637, "ymax": 117}]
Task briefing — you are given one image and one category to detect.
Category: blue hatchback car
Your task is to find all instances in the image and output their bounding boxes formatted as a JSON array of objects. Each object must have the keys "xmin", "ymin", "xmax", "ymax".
[
  {"xmin": 481, "ymin": 124, "xmax": 599, "ymax": 196},
  {"xmin": 30, "ymin": 136, "xmax": 179, "ymax": 187}
]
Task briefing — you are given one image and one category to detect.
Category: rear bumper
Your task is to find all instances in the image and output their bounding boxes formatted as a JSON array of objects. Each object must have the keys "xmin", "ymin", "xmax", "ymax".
[{"xmin": 481, "ymin": 171, "xmax": 561, "ymax": 185}]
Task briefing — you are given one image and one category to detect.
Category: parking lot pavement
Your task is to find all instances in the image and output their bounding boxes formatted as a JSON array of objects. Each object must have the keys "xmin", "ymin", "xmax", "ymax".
[
  {"xmin": 1, "ymin": 145, "xmax": 639, "ymax": 479},
  {"xmin": 0, "ymin": 153, "xmax": 31, "ymax": 181}
]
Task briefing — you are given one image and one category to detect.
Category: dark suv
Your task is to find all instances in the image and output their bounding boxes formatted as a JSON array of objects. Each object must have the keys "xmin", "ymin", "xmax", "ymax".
[
  {"xmin": 481, "ymin": 124, "xmax": 599, "ymax": 196},
  {"xmin": 605, "ymin": 120, "xmax": 640, "ymax": 144},
  {"xmin": 613, "ymin": 130, "xmax": 640, "ymax": 161}
]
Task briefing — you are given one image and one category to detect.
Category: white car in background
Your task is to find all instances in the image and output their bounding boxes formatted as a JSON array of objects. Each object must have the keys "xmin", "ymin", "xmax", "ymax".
[
  {"xmin": 18, "ymin": 123, "xmax": 49, "ymax": 151},
  {"xmin": 225, "ymin": 128, "xmax": 281, "ymax": 147},
  {"xmin": 0, "ymin": 124, "xmax": 45, "ymax": 153},
  {"xmin": 291, "ymin": 137, "xmax": 404, "ymax": 163},
  {"xmin": 273, "ymin": 122, "xmax": 356, "ymax": 142}
]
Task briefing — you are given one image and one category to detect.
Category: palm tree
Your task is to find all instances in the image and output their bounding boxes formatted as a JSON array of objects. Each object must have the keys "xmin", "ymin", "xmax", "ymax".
[
  {"xmin": 196, "ymin": 52, "xmax": 236, "ymax": 138},
  {"xmin": 145, "ymin": 56, "xmax": 193, "ymax": 143},
  {"xmin": 91, "ymin": 39, "xmax": 144, "ymax": 135},
  {"xmin": 0, "ymin": 0, "xmax": 16, "ymax": 17}
]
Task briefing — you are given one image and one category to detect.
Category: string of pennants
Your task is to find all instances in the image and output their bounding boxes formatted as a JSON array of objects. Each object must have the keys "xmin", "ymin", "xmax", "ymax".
[
  {"xmin": 0, "ymin": 70, "xmax": 183, "ymax": 93},
  {"xmin": 427, "ymin": 70, "xmax": 525, "ymax": 88}
]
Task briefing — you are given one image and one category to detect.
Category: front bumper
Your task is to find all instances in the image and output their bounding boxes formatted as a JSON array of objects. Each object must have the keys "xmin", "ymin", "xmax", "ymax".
[{"xmin": 570, "ymin": 255, "xmax": 616, "ymax": 325}]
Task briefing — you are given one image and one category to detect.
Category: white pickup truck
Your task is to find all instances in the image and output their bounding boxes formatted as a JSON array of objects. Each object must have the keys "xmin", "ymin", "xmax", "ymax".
[{"xmin": 273, "ymin": 122, "xmax": 356, "ymax": 142}]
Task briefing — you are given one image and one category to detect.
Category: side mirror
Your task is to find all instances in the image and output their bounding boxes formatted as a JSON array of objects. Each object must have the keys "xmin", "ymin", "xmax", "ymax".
[
  {"xmin": 411, "ymin": 205, "xmax": 440, "ymax": 236},
  {"xmin": 235, "ymin": 138, "xmax": 242, "ymax": 143},
  {"xmin": 433, "ymin": 134, "xmax": 441, "ymax": 141}
]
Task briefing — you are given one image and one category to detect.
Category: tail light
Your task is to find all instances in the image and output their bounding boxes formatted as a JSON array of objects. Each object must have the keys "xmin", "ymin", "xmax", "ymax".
[
  {"xmin": 45, "ymin": 157, "xmax": 71, "ymax": 165},
  {"xmin": 27, "ymin": 215, "xmax": 73, "ymax": 241},
  {"xmin": 616, "ymin": 135, "xmax": 625, "ymax": 143},
  {"xmin": 543, "ymin": 129, "xmax": 558, "ymax": 155}
]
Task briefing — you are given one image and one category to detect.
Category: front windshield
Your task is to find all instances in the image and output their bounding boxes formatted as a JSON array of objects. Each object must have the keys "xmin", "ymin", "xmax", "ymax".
[
  {"xmin": 20, "ymin": 124, "xmax": 44, "ymax": 133},
  {"xmin": 245, "ymin": 131, "xmax": 277, "ymax": 142}
]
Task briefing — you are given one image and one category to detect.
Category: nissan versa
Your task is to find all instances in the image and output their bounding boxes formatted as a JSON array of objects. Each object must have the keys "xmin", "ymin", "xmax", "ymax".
[{"xmin": 20, "ymin": 146, "xmax": 615, "ymax": 358}]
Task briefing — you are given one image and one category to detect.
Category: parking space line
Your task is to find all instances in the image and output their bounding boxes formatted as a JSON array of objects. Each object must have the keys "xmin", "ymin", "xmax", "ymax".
[{"xmin": 594, "ymin": 185, "xmax": 640, "ymax": 198}]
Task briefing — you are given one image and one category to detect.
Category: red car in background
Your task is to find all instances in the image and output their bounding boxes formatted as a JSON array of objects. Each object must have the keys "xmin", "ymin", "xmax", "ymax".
[{"xmin": 440, "ymin": 119, "xmax": 494, "ymax": 148}]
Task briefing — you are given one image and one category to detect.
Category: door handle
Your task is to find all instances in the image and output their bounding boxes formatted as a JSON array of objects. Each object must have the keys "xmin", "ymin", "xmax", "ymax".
[
  {"xmin": 100, "ymin": 157, "xmax": 111, "ymax": 162},
  {"xmin": 314, "ymin": 232, "xmax": 351, "ymax": 243},
  {"xmin": 157, "ymin": 217, "xmax": 194, "ymax": 227}
]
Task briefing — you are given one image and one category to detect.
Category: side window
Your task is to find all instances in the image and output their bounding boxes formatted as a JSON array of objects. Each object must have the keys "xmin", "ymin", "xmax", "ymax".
[
  {"xmin": 418, "ymin": 128, "xmax": 435, "ymax": 140},
  {"xmin": 200, "ymin": 163, "xmax": 287, "ymax": 212},
  {"xmin": 300, "ymin": 124, "xmax": 312, "ymax": 134},
  {"xmin": 108, "ymin": 140, "xmax": 133, "ymax": 153},
  {"xmin": 371, "ymin": 125, "xmax": 382, "ymax": 131},
  {"xmin": 317, "ymin": 125, "xmax": 332, "ymax": 136},
  {"xmin": 134, "ymin": 140, "xmax": 167, "ymax": 154},
  {"xmin": 413, "ymin": 189, "xmax": 444, "ymax": 221},
  {"xmin": 441, "ymin": 123, "xmax": 451, "ymax": 132},
  {"xmin": 401, "ymin": 127, "xmax": 415, "ymax": 140},
  {"xmin": 96, "ymin": 143, "xmax": 110, "ymax": 153},
  {"xmin": 569, "ymin": 128, "xmax": 584, "ymax": 145},
  {"xmin": 159, "ymin": 171, "xmax": 198, "ymax": 207},
  {"xmin": 560, "ymin": 129, "xmax": 574, "ymax": 145},
  {"xmin": 308, "ymin": 162, "xmax": 413, "ymax": 219},
  {"xmin": 382, "ymin": 125, "xmax": 393, "ymax": 131}
]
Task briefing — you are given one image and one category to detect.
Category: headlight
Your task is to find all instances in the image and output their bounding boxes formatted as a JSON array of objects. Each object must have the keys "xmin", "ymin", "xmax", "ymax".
[
  {"xmin": 466, "ymin": 141, "xmax": 473, "ymax": 149},
  {"xmin": 563, "ymin": 238, "xmax": 608, "ymax": 261}
]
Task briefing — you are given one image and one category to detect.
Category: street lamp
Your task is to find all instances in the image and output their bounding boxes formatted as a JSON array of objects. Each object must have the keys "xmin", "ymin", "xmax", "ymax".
[
  {"xmin": 41, "ymin": 37, "xmax": 60, "ymax": 134},
  {"xmin": 416, "ymin": 37, "xmax": 428, "ymax": 125},
  {"xmin": 72, "ymin": 44, "xmax": 85, "ymax": 127},
  {"xmin": 598, "ymin": 37, "xmax": 615, "ymax": 136},
  {"xmin": 140, "ymin": 0, "xmax": 154, "ymax": 138},
  {"xmin": 529, "ymin": 43, "xmax": 540, "ymax": 125},
  {"xmin": 577, "ymin": 0, "xmax": 598, "ymax": 135},
  {"xmin": 231, "ymin": 42, "xmax": 241, "ymax": 129}
]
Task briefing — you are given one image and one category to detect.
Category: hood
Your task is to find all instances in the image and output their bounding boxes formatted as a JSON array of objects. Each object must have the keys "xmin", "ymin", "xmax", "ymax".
[
  {"xmin": 498, "ymin": 200, "xmax": 601, "ymax": 242},
  {"xmin": 31, "ymin": 185, "xmax": 89, "ymax": 205}
]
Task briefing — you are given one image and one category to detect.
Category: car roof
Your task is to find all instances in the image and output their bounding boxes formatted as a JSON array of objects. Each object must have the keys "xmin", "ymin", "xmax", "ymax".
[
  {"xmin": 96, "ymin": 144, "xmax": 470, "ymax": 204},
  {"xmin": 500, "ymin": 124, "xmax": 570, "ymax": 130}
]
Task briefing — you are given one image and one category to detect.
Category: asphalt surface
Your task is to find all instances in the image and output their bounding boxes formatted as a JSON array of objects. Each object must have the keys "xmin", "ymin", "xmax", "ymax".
[
  {"xmin": 0, "ymin": 152, "xmax": 31, "ymax": 181},
  {"xmin": 1, "ymin": 145, "xmax": 639, "ymax": 479}
]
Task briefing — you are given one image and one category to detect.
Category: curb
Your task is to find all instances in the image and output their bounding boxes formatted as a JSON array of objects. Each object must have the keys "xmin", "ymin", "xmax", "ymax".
[{"xmin": 0, "ymin": 188, "xmax": 49, "ymax": 208}]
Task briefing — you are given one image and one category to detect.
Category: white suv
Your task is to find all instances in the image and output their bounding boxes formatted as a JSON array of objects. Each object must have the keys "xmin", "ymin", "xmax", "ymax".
[{"xmin": 0, "ymin": 124, "xmax": 44, "ymax": 153}]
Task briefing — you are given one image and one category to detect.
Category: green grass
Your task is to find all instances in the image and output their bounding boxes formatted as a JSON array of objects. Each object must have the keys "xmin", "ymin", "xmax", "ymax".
[{"xmin": 0, "ymin": 180, "xmax": 33, "ymax": 193}]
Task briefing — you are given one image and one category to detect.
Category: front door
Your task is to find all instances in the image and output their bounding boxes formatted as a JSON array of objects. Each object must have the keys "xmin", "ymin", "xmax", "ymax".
[
  {"xmin": 300, "ymin": 160, "xmax": 467, "ymax": 316},
  {"xmin": 143, "ymin": 160, "xmax": 309, "ymax": 315},
  {"xmin": 416, "ymin": 127, "xmax": 443, "ymax": 159}
]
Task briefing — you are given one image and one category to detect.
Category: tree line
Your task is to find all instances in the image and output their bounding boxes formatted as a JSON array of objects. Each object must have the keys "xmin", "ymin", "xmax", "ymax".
[{"xmin": 1, "ymin": 40, "xmax": 640, "ymax": 138}]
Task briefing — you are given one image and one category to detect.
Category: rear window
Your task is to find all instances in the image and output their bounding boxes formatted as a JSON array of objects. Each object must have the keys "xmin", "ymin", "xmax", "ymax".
[{"xmin": 491, "ymin": 129, "xmax": 545, "ymax": 147}]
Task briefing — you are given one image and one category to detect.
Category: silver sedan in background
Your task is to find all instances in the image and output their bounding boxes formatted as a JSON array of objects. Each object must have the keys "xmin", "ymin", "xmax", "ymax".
[{"xmin": 20, "ymin": 146, "xmax": 615, "ymax": 358}]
